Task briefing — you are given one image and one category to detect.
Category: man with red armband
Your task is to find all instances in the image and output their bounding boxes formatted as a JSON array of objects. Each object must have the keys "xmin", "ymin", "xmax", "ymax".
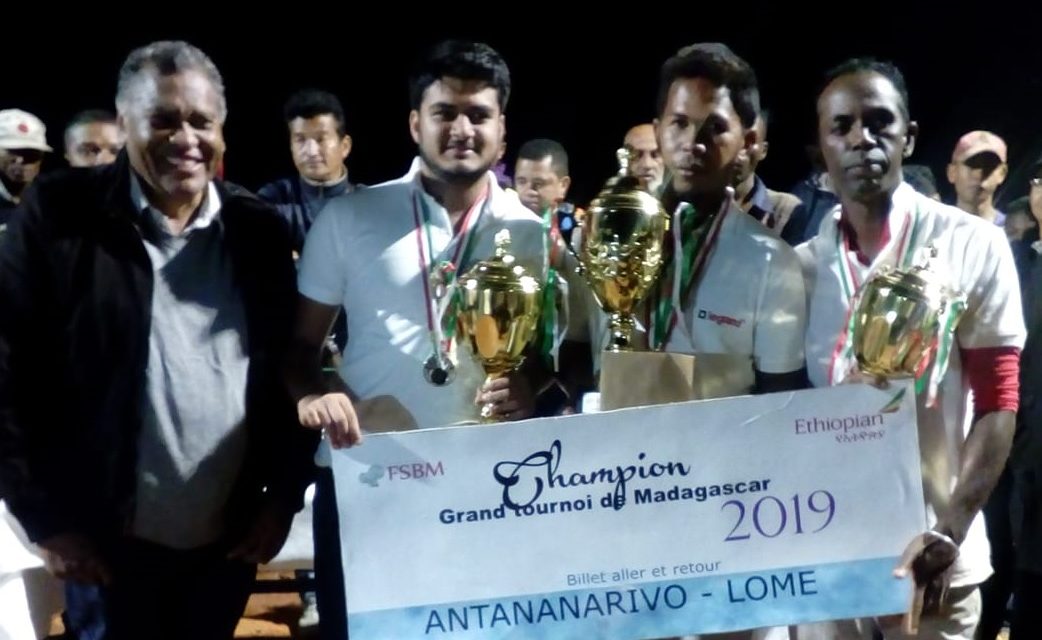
[{"xmin": 797, "ymin": 57, "xmax": 1024, "ymax": 639}]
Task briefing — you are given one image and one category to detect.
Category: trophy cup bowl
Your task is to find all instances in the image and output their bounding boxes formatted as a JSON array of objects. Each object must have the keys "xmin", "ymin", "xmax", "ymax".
[
  {"xmin": 851, "ymin": 250, "xmax": 964, "ymax": 378},
  {"xmin": 456, "ymin": 229, "xmax": 543, "ymax": 422},
  {"xmin": 578, "ymin": 149, "xmax": 669, "ymax": 351}
]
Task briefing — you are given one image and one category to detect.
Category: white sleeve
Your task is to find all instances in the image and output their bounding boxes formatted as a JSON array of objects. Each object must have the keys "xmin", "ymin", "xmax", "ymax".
[
  {"xmin": 956, "ymin": 225, "xmax": 1026, "ymax": 349},
  {"xmin": 297, "ymin": 205, "xmax": 349, "ymax": 307},
  {"xmin": 753, "ymin": 243, "xmax": 808, "ymax": 374}
]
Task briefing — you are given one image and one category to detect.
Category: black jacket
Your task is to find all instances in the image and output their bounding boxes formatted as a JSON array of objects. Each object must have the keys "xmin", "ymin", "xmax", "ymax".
[
  {"xmin": 256, "ymin": 173, "xmax": 358, "ymax": 254},
  {"xmin": 0, "ymin": 154, "xmax": 318, "ymax": 544}
]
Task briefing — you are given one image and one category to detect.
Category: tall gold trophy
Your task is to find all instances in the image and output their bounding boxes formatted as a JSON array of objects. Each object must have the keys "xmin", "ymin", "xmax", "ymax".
[
  {"xmin": 851, "ymin": 246, "xmax": 966, "ymax": 379},
  {"xmin": 577, "ymin": 148, "xmax": 669, "ymax": 351},
  {"xmin": 456, "ymin": 230, "xmax": 543, "ymax": 422}
]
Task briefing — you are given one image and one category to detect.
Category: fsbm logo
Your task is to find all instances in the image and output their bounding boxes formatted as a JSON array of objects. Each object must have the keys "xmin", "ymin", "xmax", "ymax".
[{"xmin": 387, "ymin": 461, "xmax": 445, "ymax": 480}]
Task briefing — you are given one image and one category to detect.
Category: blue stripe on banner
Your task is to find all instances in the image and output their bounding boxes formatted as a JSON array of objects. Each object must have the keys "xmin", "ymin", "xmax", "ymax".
[{"xmin": 348, "ymin": 557, "xmax": 909, "ymax": 639}]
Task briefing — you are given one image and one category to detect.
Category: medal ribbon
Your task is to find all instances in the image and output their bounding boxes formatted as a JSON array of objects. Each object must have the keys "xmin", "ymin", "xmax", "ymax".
[
  {"xmin": 539, "ymin": 205, "xmax": 567, "ymax": 371},
  {"xmin": 411, "ymin": 186, "xmax": 488, "ymax": 364},
  {"xmin": 647, "ymin": 198, "xmax": 730, "ymax": 351}
]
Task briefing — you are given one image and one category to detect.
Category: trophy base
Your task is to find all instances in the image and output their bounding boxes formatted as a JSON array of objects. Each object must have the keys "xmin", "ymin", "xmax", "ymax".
[{"xmin": 598, "ymin": 352, "xmax": 755, "ymax": 411}]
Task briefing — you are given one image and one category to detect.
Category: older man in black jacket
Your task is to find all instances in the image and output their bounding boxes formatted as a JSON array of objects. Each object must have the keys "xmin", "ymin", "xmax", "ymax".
[{"xmin": 0, "ymin": 40, "xmax": 316, "ymax": 640}]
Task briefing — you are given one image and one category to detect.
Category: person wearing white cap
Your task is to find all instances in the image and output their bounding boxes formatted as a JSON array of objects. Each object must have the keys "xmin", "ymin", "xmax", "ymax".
[{"xmin": 0, "ymin": 108, "xmax": 52, "ymax": 218}]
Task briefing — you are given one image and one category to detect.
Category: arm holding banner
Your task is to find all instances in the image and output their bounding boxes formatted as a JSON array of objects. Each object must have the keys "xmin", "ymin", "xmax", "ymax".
[
  {"xmin": 893, "ymin": 226, "xmax": 1023, "ymax": 628},
  {"xmin": 941, "ymin": 409, "xmax": 1015, "ymax": 551},
  {"xmin": 284, "ymin": 294, "xmax": 362, "ymax": 449},
  {"xmin": 893, "ymin": 409, "xmax": 1013, "ymax": 633}
]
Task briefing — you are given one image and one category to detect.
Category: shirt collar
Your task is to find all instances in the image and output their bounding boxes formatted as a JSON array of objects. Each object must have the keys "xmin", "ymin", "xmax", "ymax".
[
  {"xmin": 743, "ymin": 175, "xmax": 773, "ymax": 219},
  {"xmin": 129, "ymin": 170, "xmax": 221, "ymax": 235},
  {"xmin": 817, "ymin": 181, "xmax": 919, "ymax": 246},
  {"xmin": 301, "ymin": 167, "xmax": 350, "ymax": 189},
  {"xmin": 404, "ymin": 156, "xmax": 503, "ymax": 222}
]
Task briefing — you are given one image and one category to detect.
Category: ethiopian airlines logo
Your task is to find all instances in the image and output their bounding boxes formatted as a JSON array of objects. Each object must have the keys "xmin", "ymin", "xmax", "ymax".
[{"xmin": 879, "ymin": 388, "xmax": 906, "ymax": 414}]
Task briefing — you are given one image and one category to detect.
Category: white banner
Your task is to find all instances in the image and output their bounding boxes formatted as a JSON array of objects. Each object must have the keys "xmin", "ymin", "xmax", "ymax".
[{"xmin": 332, "ymin": 382, "xmax": 926, "ymax": 639}]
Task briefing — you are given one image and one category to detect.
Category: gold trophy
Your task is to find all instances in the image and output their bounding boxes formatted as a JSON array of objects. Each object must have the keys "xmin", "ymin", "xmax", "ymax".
[
  {"xmin": 456, "ymin": 229, "xmax": 543, "ymax": 422},
  {"xmin": 577, "ymin": 148, "xmax": 669, "ymax": 351},
  {"xmin": 851, "ymin": 246, "xmax": 966, "ymax": 378}
]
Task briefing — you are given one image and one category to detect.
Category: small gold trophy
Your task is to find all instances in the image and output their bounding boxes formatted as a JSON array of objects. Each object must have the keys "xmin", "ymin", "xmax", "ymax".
[
  {"xmin": 577, "ymin": 148, "xmax": 669, "ymax": 351},
  {"xmin": 851, "ymin": 246, "xmax": 966, "ymax": 379},
  {"xmin": 456, "ymin": 230, "xmax": 544, "ymax": 422}
]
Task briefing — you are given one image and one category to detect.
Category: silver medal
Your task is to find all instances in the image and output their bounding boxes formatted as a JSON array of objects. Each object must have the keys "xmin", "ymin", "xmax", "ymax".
[{"xmin": 423, "ymin": 353, "xmax": 456, "ymax": 386}]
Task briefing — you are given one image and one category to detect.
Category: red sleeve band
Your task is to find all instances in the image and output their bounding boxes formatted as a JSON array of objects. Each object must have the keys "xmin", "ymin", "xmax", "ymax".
[{"xmin": 960, "ymin": 346, "xmax": 1021, "ymax": 416}]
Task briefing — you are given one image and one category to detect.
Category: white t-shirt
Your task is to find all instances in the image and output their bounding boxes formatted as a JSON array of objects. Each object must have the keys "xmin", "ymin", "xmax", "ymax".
[
  {"xmin": 797, "ymin": 182, "xmax": 1026, "ymax": 587},
  {"xmin": 298, "ymin": 158, "xmax": 547, "ymax": 466},
  {"xmin": 663, "ymin": 203, "xmax": 807, "ymax": 389}
]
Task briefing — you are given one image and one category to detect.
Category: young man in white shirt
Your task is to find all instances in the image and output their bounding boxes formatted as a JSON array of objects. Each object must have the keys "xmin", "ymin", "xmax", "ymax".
[
  {"xmin": 797, "ymin": 58, "xmax": 1024, "ymax": 639},
  {"xmin": 650, "ymin": 42, "xmax": 807, "ymax": 396},
  {"xmin": 284, "ymin": 40, "xmax": 552, "ymax": 640}
]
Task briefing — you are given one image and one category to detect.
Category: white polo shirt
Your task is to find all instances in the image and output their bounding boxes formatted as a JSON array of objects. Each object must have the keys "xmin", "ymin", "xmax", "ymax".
[
  {"xmin": 298, "ymin": 158, "xmax": 547, "ymax": 465},
  {"xmin": 661, "ymin": 203, "xmax": 807, "ymax": 392},
  {"xmin": 797, "ymin": 182, "xmax": 1026, "ymax": 587}
]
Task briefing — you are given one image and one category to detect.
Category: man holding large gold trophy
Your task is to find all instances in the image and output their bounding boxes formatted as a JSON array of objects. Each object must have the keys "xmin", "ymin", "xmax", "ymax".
[
  {"xmin": 284, "ymin": 40, "xmax": 558, "ymax": 640},
  {"xmin": 577, "ymin": 43, "xmax": 808, "ymax": 410},
  {"xmin": 796, "ymin": 58, "xmax": 1025, "ymax": 639}
]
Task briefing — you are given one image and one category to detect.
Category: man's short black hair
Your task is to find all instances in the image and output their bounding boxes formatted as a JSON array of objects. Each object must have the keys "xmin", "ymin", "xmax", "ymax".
[
  {"xmin": 409, "ymin": 40, "xmax": 511, "ymax": 112},
  {"xmin": 656, "ymin": 42, "xmax": 760, "ymax": 129},
  {"xmin": 66, "ymin": 109, "xmax": 116, "ymax": 130},
  {"xmin": 819, "ymin": 57, "xmax": 910, "ymax": 120},
  {"xmin": 283, "ymin": 89, "xmax": 347, "ymax": 137},
  {"xmin": 517, "ymin": 138, "xmax": 569, "ymax": 177},
  {"xmin": 903, "ymin": 163, "xmax": 938, "ymax": 196}
]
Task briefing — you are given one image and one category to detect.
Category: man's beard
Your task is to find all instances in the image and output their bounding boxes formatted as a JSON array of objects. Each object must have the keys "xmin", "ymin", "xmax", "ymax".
[{"xmin": 418, "ymin": 146, "xmax": 491, "ymax": 185}]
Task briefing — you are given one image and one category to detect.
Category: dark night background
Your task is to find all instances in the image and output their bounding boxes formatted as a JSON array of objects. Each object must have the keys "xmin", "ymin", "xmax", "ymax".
[{"xmin": 5, "ymin": 5, "xmax": 1042, "ymax": 208}]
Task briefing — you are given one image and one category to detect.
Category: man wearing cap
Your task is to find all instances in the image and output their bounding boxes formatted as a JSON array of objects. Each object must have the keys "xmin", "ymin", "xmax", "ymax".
[
  {"xmin": 0, "ymin": 109, "xmax": 52, "ymax": 224},
  {"xmin": 947, "ymin": 129, "xmax": 1008, "ymax": 226}
]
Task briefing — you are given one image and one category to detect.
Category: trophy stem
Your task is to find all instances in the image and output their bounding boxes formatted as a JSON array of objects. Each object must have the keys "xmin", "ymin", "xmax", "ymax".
[
  {"xmin": 480, "ymin": 372, "xmax": 507, "ymax": 423},
  {"xmin": 606, "ymin": 313, "xmax": 636, "ymax": 352}
]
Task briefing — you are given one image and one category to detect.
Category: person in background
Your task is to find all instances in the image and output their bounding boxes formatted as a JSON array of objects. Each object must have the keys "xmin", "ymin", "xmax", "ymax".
[
  {"xmin": 0, "ymin": 109, "xmax": 52, "ymax": 225},
  {"xmin": 64, "ymin": 109, "xmax": 124, "ymax": 167},
  {"xmin": 947, "ymin": 130, "xmax": 1008, "ymax": 226},
  {"xmin": 903, "ymin": 163, "xmax": 941, "ymax": 200},
  {"xmin": 623, "ymin": 122, "xmax": 664, "ymax": 194}
]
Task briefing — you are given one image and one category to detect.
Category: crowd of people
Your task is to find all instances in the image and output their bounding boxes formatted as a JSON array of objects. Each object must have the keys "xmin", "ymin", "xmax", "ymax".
[{"xmin": 0, "ymin": 34, "xmax": 1040, "ymax": 640}]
